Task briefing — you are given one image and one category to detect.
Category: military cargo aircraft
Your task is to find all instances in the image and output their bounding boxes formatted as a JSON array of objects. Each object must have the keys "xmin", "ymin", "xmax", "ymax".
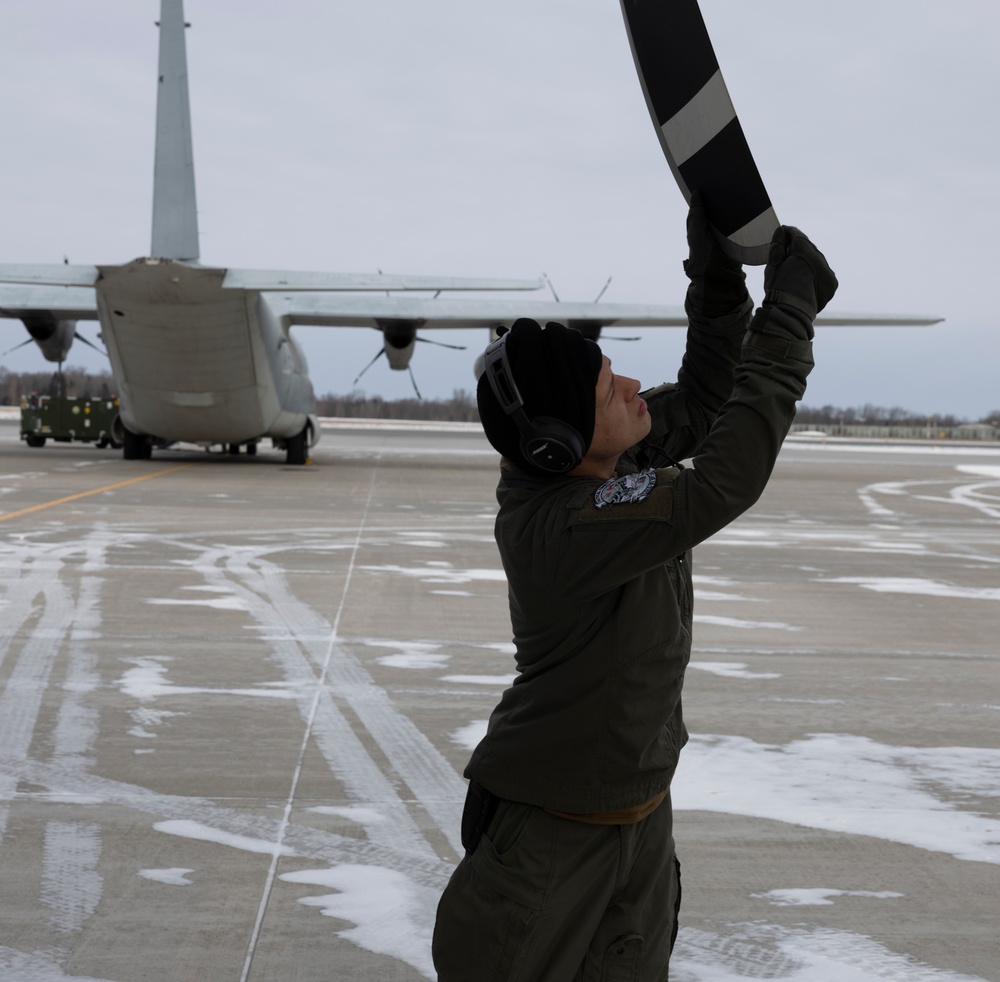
[{"xmin": 0, "ymin": 0, "xmax": 941, "ymax": 464}]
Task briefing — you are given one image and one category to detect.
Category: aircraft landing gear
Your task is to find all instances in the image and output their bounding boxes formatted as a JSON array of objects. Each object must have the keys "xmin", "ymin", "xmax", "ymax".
[
  {"xmin": 226, "ymin": 441, "xmax": 258, "ymax": 457},
  {"xmin": 122, "ymin": 427, "xmax": 152, "ymax": 460},
  {"xmin": 285, "ymin": 427, "xmax": 308, "ymax": 466}
]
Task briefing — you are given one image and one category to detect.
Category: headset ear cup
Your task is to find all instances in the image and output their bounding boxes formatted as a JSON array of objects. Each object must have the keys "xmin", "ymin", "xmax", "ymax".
[
  {"xmin": 520, "ymin": 416, "xmax": 586, "ymax": 473},
  {"xmin": 482, "ymin": 332, "xmax": 587, "ymax": 474}
]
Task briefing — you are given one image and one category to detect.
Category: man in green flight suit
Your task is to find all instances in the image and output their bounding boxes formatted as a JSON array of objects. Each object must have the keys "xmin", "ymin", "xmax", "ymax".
[{"xmin": 433, "ymin": 198, "xmax": 837, "ymax": 981}]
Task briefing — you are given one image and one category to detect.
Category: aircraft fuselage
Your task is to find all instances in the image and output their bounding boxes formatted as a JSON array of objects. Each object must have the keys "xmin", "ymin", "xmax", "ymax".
[{"xmin": 96, "ymin": 258, "xmax": 314, "ymax": 446}]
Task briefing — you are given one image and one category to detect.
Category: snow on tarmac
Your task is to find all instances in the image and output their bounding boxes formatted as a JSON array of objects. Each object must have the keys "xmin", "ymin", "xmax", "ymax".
[
  {"xmin": 670, "ymin": 925, "xmax": 989, "ymax": 982},
  {"xmin": 675, "ymin": 734, "xmax": 1000, "ymax": 865},
  {"xmin": 450, "ymin": 721, "xmax": 1000, "ymax": 866},
  {"xmin": 280, "ymin": 865, "xmax": 438, "ymax": 979},
  {"xmin": 4, "ymin": 455, "xmax": 997, "ymax": 982},
  {"xmin": 823, "ymin": 576, "xmax": 1000, "ymax": 601}
]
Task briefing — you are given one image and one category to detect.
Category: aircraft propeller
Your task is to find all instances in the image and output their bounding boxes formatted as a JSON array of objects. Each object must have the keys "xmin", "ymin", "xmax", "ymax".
[
  {"xmin": 353, "ymin": 349, "xmax": 424, "ymax": 400},
  {"xmin": 74, "ymin": 330, "xmax": 109, "ymax": 357},
  {"xmin": 2, "ymin": 329, "xmax": 108, "ymax": 360},
  {"xmin": 0, "ymin": 338, "xmax": 36, "ymax": 358},
  {"xmin": 351, "ymin": 349, "xmax": 385, "ymax": 386},
  {"xmin": 352, "ymin": 334, "xmax": 468, "ymax": 399},
  {"xmin": 593, "ymin": 275, "xmax": 612, "ymax": 303},
  {"xmin": 537, "ymin": 275, "xmax": 639, "ymax": 340},
  {"xmin": 543, "ymin": 274, "xmax": 613, "ymax": 305}
]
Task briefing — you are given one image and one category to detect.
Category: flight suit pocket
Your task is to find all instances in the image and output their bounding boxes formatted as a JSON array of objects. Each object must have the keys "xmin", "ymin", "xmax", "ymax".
[
  {"xmin": 472, "ymin": 801, "xmax": 546, "ymax": 910},
  {"xmin": 601, "ymin": 933, "xmax": 644, "ymax": 981},
  {"xmin": 456, "ymin": 803, "xmax": 548, "ymax": 981}
]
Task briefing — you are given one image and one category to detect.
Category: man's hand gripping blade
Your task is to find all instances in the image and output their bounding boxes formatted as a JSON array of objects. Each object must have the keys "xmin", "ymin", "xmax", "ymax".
[{"xmin": 619, "ymin": 0, "xmax": 778, "ymax": 265}]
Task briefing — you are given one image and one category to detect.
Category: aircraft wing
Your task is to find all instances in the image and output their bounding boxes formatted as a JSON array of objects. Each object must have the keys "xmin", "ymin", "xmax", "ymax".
[
  {"xmin": 268, "ymin": 293, "xmax": 689, "ymax": 329},
  {"xmin": 0, "ymin": 262, "xmax": 942, "ymax": 329},
  {"xmin": 0, "ymin": 284, "xmax": 99, "ymax": 321},
  {"xmin": 0, "ymin": 264, "xmax": 101, "ymax": 287},
  {"xmin": 269, "ymin": 293, "xmax": 941, "ymax": 330},
  {"xmin": 222, "ymin": 269, "xmax": 544, "ymax": 292},
  {"xmin": 814, "ymin": 311, "xmax": 943, "ymax": 326},
  {"xmin": 0, "ymin": 263, "xmax": 544, "ymax": 294}
]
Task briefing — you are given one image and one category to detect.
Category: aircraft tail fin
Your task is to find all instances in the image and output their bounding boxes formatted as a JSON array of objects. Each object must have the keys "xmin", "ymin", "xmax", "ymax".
[{"xmin": 151, "ymin": 0, "xmax": 199, "ymax": 261}]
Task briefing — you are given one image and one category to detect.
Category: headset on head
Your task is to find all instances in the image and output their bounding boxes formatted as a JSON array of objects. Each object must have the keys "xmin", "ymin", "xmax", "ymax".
[{"xmin": 482, "ymin": 330, "xmax": 586, "ymax": 474}]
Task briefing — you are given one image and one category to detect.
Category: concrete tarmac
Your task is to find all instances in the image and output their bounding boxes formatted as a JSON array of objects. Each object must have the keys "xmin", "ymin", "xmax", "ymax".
[{"xmin": 0, "ymin": 419, "xmax": 997, "ymax": 981}]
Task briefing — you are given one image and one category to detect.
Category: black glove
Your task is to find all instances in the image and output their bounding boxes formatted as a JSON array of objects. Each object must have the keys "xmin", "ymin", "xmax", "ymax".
[
  {"xmin": 683, "ymin": 193, "xmax": 748, "ymax": 320},
  {"xmin": 750, "ymin": 226, "xmax": 838, "ymax": 341}
]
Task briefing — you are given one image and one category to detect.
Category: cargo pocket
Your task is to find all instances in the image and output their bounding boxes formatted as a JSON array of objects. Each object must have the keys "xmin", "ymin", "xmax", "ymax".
[
  {"xmin": 601, "ymin": 933, "xmax": 644, "ymax": 982},
  {"xmin": 463, "ymin": 802, "xmax": 548, "ymax": 979},
  {"xmin": 472, "ymin": 801, "xmax": 545, "ymax": 910},
  {"xmin": 433, "ymin": 849, "xmax": 537, "ymax": 982}
]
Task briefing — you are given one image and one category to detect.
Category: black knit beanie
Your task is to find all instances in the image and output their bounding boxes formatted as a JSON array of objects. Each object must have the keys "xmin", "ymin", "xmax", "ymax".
[{"xmin": 476, "ymin": 318, "xmax": 603, "ymax": 474}]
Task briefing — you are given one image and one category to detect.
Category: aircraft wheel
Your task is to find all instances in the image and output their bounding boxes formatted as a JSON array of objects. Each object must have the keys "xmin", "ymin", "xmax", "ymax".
[
  {"xmin": 123, "ymin": 427, "xmax": 151, "ymax": 460},
  {"xmin": 286, "ymin": 427, "xmax": 308, "ymax": 466},
  {"xmin": 228, "ymin": 443, "xmax": 240, "ymax": 455},
  {"xmin": 111, "ymin": 414, "xmax": 127, "ymax": 449},
  {"xmin": 246, "ymin": 442, "xmax": 258, "ymax": 456}
]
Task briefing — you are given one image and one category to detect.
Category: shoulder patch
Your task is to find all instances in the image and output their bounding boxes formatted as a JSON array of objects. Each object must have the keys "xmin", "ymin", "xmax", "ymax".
[{"xmin": 594, "ymin": 467, "xmax": 657, "ymax": 509}]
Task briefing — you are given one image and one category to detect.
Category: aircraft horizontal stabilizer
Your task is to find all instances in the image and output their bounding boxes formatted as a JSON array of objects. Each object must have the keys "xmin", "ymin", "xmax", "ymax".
[
  {"xmin": 0, "ymin": 285, "xmax": 98, "ymax": 321},
  {"xmin": 0, "ymin": 264, "xmax": 100, "ymax": 287},
  {"xmin": 223, "ymin": 269, "xmax": 543, "ymax": 292}
]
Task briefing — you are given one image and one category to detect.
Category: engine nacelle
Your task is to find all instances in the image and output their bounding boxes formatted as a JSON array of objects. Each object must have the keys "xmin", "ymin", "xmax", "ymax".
[
  {"xmin": 381, "ymin": 321, "xmax": 418, "ymax": 371},
  {"xmin": 20, "ymin": 314, "xmax": 76, "ymax": 363}
]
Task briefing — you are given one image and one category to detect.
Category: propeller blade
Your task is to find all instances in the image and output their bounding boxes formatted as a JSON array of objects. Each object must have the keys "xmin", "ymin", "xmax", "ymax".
[
  {"xmin": 416, "ymin": 336, "xmax": 467, "ymax": 351},
  {"xmin": 0, "ymin": 338, "xmax": 35, "ymax": 357},
  {"xmin": 352, "ymin": 348, "xmax": 386, "ymax": 385},
  {"xmin": 74, "ymin": 331, "xmax": 108, "ymax": 357},
  {"xmin": 407, "ymin": 366, "xmax": 422, "ymax": 400},
  {"xmin": 542, "ymin": 273, "xmax": 560, "ymax": 303}
]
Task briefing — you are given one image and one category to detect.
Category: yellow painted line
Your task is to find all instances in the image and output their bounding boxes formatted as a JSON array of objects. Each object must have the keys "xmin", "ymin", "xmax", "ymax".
[{"xmin": 0, "ymin": 464, "xmax": 196, "ymax": 523}]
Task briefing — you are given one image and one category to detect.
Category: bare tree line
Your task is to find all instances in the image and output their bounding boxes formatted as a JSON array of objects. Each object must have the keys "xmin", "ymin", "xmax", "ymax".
[
  {"xmin": 794, "ymin": 403, "xmax": 1000, "ymax": 429},
  {"xmin": 0, "ymin": 367, "xmax": 117, "ymax": 403},
  {"xmin": 314, "ymin": 389, "xmax": 481, "ymax": 421},
  {"xmin": 1, "ymin": 368, "xmax": 996, "ymax": 429}
]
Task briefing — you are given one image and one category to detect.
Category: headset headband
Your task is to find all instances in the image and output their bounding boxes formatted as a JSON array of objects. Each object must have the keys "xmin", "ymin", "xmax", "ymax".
[
  {"xmin": 482, "ymin": 330, "xmax": 585, "ymax": 474},
  {"xmin": 483, "ymin": 332, "xmax": 529, "ymax": 426}
]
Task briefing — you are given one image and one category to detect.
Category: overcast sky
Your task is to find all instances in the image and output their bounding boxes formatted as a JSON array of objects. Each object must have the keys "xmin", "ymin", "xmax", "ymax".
[{"xmin": 1, "ymin": 1, "xmax": 997, "ymax": 418}]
